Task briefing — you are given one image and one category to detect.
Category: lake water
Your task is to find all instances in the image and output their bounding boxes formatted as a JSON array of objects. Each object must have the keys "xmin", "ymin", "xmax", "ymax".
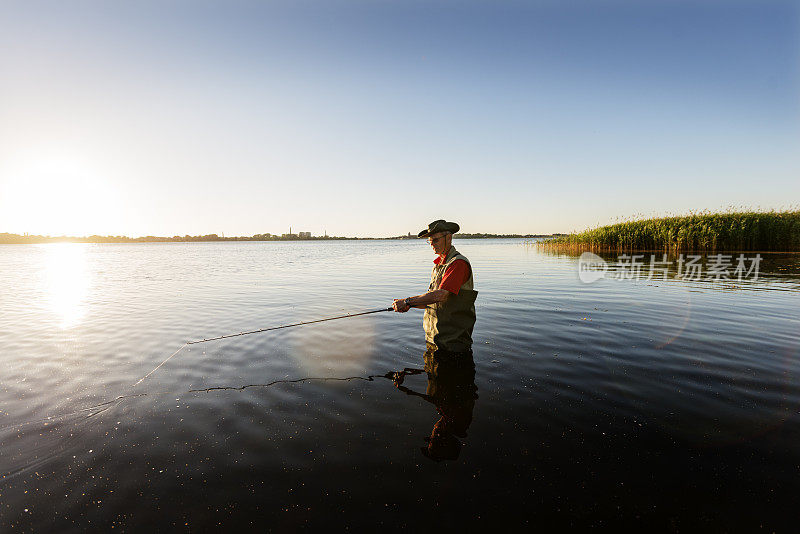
[{"xmin": 1, "ymin": 240, "xmax": 799, "ymax": 530}]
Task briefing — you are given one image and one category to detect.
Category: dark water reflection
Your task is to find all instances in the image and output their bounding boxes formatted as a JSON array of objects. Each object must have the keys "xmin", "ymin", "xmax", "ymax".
[
  {"xmin": 1, "ymin": 240, "xmax": 799, "ymax": 530},
  {"xmin": 390, "ymin": 348, "xmax": 478, "ymax": 462}
]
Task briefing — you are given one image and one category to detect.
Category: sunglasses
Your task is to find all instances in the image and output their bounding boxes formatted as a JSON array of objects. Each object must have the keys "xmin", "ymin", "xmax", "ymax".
[{"xmin": 427, "ymin": 234, "xmax": 447, "ymax": 244}]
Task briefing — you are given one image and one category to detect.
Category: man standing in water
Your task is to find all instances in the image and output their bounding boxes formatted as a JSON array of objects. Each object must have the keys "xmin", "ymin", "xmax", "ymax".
[
  {"xmin": 392, "ymin": 219, "xmax": 477, "ymax": 353},
  {"xmin": 391, "ymin": 219, "xmax": 478, "ymax": 461}
]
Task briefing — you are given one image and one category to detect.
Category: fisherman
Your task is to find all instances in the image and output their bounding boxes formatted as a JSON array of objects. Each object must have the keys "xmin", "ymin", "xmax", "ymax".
[{"xmin": 392, "ymin": 219, "xmax": 478, "ymax": 353}]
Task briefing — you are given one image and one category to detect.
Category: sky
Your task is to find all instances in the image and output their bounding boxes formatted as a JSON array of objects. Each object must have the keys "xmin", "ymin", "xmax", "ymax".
[{"xmin": 1, "ymin": 0, "xmax": 798, "ymax": 237}]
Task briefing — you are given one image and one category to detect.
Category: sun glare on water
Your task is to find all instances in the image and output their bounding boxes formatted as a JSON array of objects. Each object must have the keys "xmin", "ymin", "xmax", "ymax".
[{"xmin": 42, "ymin": 243, "xmax": 91, "ymax": 329}]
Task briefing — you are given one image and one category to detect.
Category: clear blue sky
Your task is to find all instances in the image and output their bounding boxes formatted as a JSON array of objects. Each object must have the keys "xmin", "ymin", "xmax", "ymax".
[{"xmin": 1, "ymin": 0, "xmax": 798, "ymax": 237}]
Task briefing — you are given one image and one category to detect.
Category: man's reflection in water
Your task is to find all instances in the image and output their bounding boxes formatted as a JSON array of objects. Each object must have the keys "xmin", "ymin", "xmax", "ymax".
[{"xmin": 391, "ymin": 347, "xmax": 478, "ymax": 462}]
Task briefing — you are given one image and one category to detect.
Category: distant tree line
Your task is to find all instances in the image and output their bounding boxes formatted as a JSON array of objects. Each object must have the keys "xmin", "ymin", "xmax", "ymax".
[
  {"xmin": 455, "ymin": 233, "xmax": 565, "ymax": 239},
  {"xmin": 387, "ymin": 233, "xmax": 564, "ymax": 240},
  {"xmin": 0, "ymin": 233, "xmax": 354, "ymax": 244},
  {"xmin": 0, "ymin": 232, "xmax": 560, "ymax": 244}
]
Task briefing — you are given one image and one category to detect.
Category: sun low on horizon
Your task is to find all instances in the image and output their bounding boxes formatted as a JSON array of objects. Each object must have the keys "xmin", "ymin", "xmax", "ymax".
[{"xmin": 1, "ymin": 145, "xmax": 123, "ymax": 237}]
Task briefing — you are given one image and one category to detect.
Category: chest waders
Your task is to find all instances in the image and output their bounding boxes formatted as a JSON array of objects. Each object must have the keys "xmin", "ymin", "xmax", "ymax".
[{"xmin": 423, "ymin": 247, "xmax": 478, "ymax": 352}]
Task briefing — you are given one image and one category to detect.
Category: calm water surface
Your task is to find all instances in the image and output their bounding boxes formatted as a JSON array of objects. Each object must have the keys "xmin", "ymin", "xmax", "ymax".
[{"xmin": 1, "ymin": 240, "xmax": 799, "ymax": 530}]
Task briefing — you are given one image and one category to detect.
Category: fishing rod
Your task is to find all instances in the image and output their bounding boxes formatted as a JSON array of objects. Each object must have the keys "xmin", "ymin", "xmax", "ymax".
[
  {"xmin": 186, "ymin": 307, "xmax": 393, "ymax": 345},
  {"xmin": 134, "ymin": 307, "xmax": 394, "ymax": 386}
]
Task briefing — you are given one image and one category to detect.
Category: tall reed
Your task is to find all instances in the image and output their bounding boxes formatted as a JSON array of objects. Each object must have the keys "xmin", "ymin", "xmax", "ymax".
[{"xmin": 541, "ymin": 209, "xmax": 800, "ymax": 252}]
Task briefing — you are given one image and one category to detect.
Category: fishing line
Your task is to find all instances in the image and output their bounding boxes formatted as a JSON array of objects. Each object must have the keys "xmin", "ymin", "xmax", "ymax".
[
  {"xmin": 134, "ymin": 307, "xmax": 393, "ymax": 386},
  {"xmin": 0, "ymin": 374, "xmax": 395, "ymax": 435},
  {"xmin": 1, "ymin": 308, "xmax": 397, "ymax": 438},
  {"xmin": 133, "ymin": 343, "xmax": 189, "ymax": 386}
]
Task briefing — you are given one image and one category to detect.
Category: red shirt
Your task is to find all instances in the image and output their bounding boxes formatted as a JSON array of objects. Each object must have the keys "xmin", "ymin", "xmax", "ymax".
[{"xmin": 434, "ymin": 256, "xmax": 470, "ymax": 295}]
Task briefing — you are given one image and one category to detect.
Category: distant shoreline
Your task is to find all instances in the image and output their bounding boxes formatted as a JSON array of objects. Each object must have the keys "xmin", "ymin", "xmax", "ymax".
[{"xmin": 0, "ymin": 232, "xmax": 564, "ymax": 244}]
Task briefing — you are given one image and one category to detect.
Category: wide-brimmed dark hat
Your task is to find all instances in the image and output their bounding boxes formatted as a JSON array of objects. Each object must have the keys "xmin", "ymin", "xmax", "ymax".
[{"xmin": 418, "ymin": 219, "xmax": 460, "ymax": 238}]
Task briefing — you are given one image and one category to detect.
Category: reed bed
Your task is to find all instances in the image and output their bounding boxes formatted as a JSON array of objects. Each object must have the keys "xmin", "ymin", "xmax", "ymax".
[{"xmin": 541, "ymin": 210, "xmax": 800, "ymax": 252}]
